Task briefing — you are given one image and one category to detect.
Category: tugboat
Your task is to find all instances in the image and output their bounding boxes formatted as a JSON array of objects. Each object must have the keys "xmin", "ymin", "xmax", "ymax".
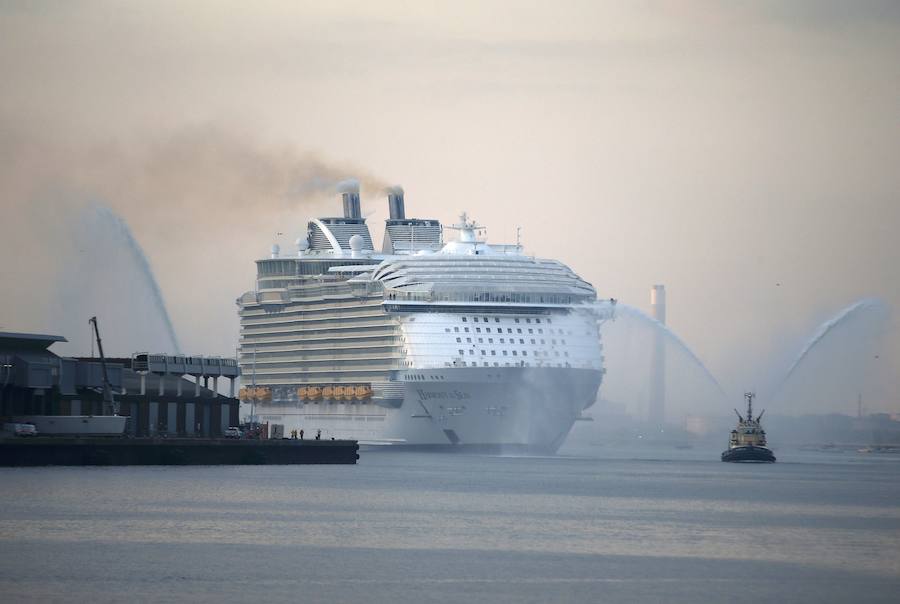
[{"xmin": 721, "ymin": 392, "xmax": 776, "ymax": 463}]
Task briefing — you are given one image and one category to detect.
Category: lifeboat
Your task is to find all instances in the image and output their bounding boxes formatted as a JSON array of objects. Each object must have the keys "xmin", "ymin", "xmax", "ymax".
[
  {"xmin": 307, "ymin": 386, "xmax": 322, "ymax": 401},
  {"xmin": 354, "ymin": 385, "xmax": 373, "ymax": 400},
  {"xmin": 297, "ymin": 386, "xmax": 309, "ymax": 400},
  {"xmin": 239, "ymin": 386, "xmax": 271, "ymax": 401},
  {"xmin": 323, "ymin": 385, "xmax": 335, "ymax": 400}
]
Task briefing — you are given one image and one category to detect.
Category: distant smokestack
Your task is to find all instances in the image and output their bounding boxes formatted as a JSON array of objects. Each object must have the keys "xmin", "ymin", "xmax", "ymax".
[
  {"xmin": 337, "ymin": 179, "xmax": 362, "ymax": 219},
  {"xmin": 387, "ymin": 186, "xmax": 405, "ymax": 220},
  {"xmin": 650, "ymin": 284, "xmax": 666, "ymax": 428},
  {"xmin": 651, "ymin": 284, "xmax": 666, "ymax": 324}
]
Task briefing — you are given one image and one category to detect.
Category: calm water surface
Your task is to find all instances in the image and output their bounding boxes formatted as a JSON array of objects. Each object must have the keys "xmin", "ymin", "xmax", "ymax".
[{"xmin": 1, "ymin": 444, "xmax": 898, "ymax": 603}]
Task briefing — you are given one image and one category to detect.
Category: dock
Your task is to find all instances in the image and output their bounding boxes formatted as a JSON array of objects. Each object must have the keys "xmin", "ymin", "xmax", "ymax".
[{"xmin": 0, "ymin": 437, "xmax": 359, "ymax": 466}]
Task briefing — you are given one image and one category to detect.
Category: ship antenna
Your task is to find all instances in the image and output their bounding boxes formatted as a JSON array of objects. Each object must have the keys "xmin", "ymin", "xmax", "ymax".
[{"xmin": 745, "ymin": 392, "xmax": 754, "ymax": 422}]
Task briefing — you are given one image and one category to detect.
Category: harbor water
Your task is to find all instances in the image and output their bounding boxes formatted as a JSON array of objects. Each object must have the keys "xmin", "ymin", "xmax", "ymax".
[{"xmin": 1, "ymin": 445, "xmax": 898, "ymax": 603}]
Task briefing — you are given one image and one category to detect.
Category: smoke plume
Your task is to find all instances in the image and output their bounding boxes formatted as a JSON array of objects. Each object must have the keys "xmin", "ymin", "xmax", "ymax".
[{"xmin": 0, "ymin": 121, "xmax": 390, "ymax": 355}]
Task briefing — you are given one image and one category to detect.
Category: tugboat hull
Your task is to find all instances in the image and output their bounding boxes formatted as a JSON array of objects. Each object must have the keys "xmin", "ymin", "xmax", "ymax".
[{"xmin": 721, "ymin": 445, "xmax": 776, "ymax": 463}]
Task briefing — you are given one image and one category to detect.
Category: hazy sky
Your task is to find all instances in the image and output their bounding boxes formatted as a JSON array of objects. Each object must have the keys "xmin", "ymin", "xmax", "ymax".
[{"xmin": 1, "ymin": 1, "xmax": 898, "ymax": 410}]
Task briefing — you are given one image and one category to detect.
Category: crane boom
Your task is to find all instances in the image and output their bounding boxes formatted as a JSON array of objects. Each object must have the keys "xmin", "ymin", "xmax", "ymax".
[{"xmin": 89, "ymin": 316, "xmax": 118, "ymax": 416}]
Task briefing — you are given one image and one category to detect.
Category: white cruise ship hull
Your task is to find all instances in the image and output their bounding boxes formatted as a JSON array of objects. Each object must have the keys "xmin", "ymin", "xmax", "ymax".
[{"xmin": 256, "ymin": 366, "xmax": 602, "ymax": 453}]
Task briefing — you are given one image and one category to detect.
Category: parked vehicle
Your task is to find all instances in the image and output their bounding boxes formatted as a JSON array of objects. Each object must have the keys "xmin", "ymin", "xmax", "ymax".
[
  {"xmin": 224, "ymin": 426, "xmax": 243, "ymax": 439},
  {"xmin": 3, "ymin": 423, "xmax": 38, "ymax": 437}
]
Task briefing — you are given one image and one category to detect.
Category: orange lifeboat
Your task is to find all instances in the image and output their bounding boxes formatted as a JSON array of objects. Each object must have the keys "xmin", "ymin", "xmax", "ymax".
[
  {"xmin": 307, "ymin": 386, "xmax": 322, "ymax": 401},
  {"xmin": 323, "ymin": 385, "xmax": 335, "ymax": 400},
  {"xmin": 354, "ymin": 385, "xmax": 372, "ymax": 400},
  {"xmin": 297, "ymin": 386, "xmax": 309, "ymax": 400}
]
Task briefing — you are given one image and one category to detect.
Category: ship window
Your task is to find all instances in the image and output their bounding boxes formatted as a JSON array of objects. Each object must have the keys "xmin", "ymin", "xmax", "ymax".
[
  {"xmin": 478, "ymin": 338, "xmax": 483, "ymax": 343},
  {"xmin": 552, "ymin": 339, "xmax": 557, "ymax": 345},
  {"xmin": 517, "ymin": 328, "xmax": 522, "ymax": 334},
  {"xmin": 531, "ymin": 339, "xmax": 536, "ymax": 344},
  {"xmin": 507, "ymin": 328, "xmax": 512, "ymax": 333},
  {"xmin": 526, "ymin": 318, "xmax": 531, "ymax": 324},
  {"xmin": 481, "ymin": 350, "xmax": 486, "ymax": 356},
  {"xmin": 491, "ymin": 350, "xmax": 496, "ymax": 355},
  {"xmin": 483, "ymin": 317, "xmax": 488, "ymax": 322},
  {"xmin": 445, "ymin": 328, "xmax": 450, "ymax": 333},
  {"xmin": 456, "ymin": 337, "xmax": 461, "ymax": 343},
  {"xmin": 493, "ymin": 362, "xmax": 499, "ymax": 367},
  {"xmin": 515, "ymin": 318, "xmax": 520, "ymax": 323},
  {"xmin": 528, "ymin": 329, "xmax": 533, "ymax": 334},
  {"xmin": 476, "ymin": 328, "xmax": 481, "ymax": 333},
  {"xmin": 519, "ymin": 339, "xmax": 524, "ymax": 344},
  {"xmin": 462, "ymin": 317, "xmax": 467, "ymax": 322},
  {"xmin": 503, "ymin": 351, "xmax": 508, "ymax": 356},
  {"xmin": 536, "ymin": 319, "xmax": 541, "ymax": 324},
  {"xmin": 512, "ymin": 351, "xmax": 518, "ymax": 356},
  {"xmin": 454, "ymin": 327, "xmax": 459, "ymax": 332},
  {"xmin": 458, "ymin": 349, "xmax": 464, "ymax": 355},
  {"xmin": 541, "ymin": 339, "xmax": 545, "ymax": 344},
  {"xmin": 538, "ymin": 329, "xmax": 543, "ymax": 334},
  {"xmin": 500, "ymin": 338, "xmax": 505, "ymax": 343},
  {"xmin": 495, "ymin": 318, "xmax": 500, "ymax": 323},
  {"xmin": 523, "ymin": 351, "xmax": 528, "ymax": 356},
  {"xmin": 564, "ymin": 352, "xmax": 569, "ymax": 357},
  {"xmin": 464, "ymin": 328, "xmax": 470, "ymax": 333},
  {"xmin": 488, "ymin": 338, "xmax": 493, "ymax": 343},
  {"xmin": 469, "ymin": 350, "xmax": 474, "ymax": 355},
  {"xmin": 466, "ymin": 338, "xmax": 472, "ymax": 343},
  {"xmin": 486, "ymin": 328, "xmax": 491, "ymax": 333},
  {"xmin": 473, "ymin": 317, "xmax": 479, "ymax": 323}
]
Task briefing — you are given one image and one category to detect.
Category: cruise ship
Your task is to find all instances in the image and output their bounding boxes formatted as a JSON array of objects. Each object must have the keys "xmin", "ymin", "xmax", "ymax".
[{"xmin": 236, "ymin": 184, "xmax": 608, "ymax": 452}]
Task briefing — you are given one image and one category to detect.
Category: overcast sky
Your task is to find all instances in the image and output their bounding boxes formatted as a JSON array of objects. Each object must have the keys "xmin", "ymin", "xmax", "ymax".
[{"xmin": 1, "ymin": 1, "xmax": 898, "ymax": 410}]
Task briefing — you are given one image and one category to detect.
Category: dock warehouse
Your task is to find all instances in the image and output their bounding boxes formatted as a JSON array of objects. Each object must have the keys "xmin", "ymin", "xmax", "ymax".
[{"xmin": 0, "ymin": 331, "xmax": 240, "ymax": 437}]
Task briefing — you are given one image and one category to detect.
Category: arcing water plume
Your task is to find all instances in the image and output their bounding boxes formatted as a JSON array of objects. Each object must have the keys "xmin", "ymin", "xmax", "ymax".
[
  {"xmin": 89, "ymin": 204, "xmax": 180, "ymax": 353},
  {"xmin": 30, "ymin": 199, "xmax": 182, "ymax": 357},
  {"xmin": 778, "ymin": 298, "xmax": 888, "ymax": 390},
  {"xmin": 583, "ymin": 300, "xmax": 726, "ymax": 425},
  {"xmin": 769, "ymin": 298, "xmax": 891, "ymax": 414},
  {"xmin": 613, "ymin": 304, "xmax": 727, "ymax": 399}
]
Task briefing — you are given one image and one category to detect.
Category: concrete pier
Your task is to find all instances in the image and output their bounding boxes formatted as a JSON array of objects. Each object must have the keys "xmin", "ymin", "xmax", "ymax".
[{"xmin": 0, "ymin": 437, "xmax": 359, "ymax": 466}]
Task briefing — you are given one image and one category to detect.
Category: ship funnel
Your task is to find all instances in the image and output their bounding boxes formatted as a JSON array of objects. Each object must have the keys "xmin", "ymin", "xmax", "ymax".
[
  {"xmin": 337, "ymin": 179, "xmax": 362, "ymax": 219},
  {"xmin": 386, "ymin": 186, "xmax": 405, "ymax": 220}
]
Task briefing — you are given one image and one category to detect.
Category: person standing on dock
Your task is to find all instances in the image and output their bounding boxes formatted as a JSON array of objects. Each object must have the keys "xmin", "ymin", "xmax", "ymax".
[
  {"xmin": 315, "ymin": 429, "xmax": 321, "ymax": 440},
  {"xmin": 299, "ymin": 429, "xmax": 304, "ymax": 440}
]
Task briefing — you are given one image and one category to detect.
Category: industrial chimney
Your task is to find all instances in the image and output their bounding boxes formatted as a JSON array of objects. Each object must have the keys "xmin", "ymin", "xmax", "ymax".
[
  {"xmin": 387, "ymin": 186, "xmax": 405, "ymax": 220},
  {"xmin": 649, "ymin": 284, "xmax": 666, "ymax": 428},
  {"xmin": 651, "ymin": 284, "xmax": 666, "ymax": 324}
]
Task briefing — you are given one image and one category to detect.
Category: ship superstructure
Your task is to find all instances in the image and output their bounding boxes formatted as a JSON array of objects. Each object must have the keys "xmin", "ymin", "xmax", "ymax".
[
  {"xmin": 721, "ymin": 392, "xmax": 776, "ymax": 462},
  {"xmin": 236, "ymin": 184, "xmax": 607, "ymax": 451}
]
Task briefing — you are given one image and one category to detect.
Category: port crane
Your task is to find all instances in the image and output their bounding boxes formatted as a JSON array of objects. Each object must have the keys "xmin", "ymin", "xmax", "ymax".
[{"xmin": 89, "ymin": 316, "xmax": 119, "ymax": 416}]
